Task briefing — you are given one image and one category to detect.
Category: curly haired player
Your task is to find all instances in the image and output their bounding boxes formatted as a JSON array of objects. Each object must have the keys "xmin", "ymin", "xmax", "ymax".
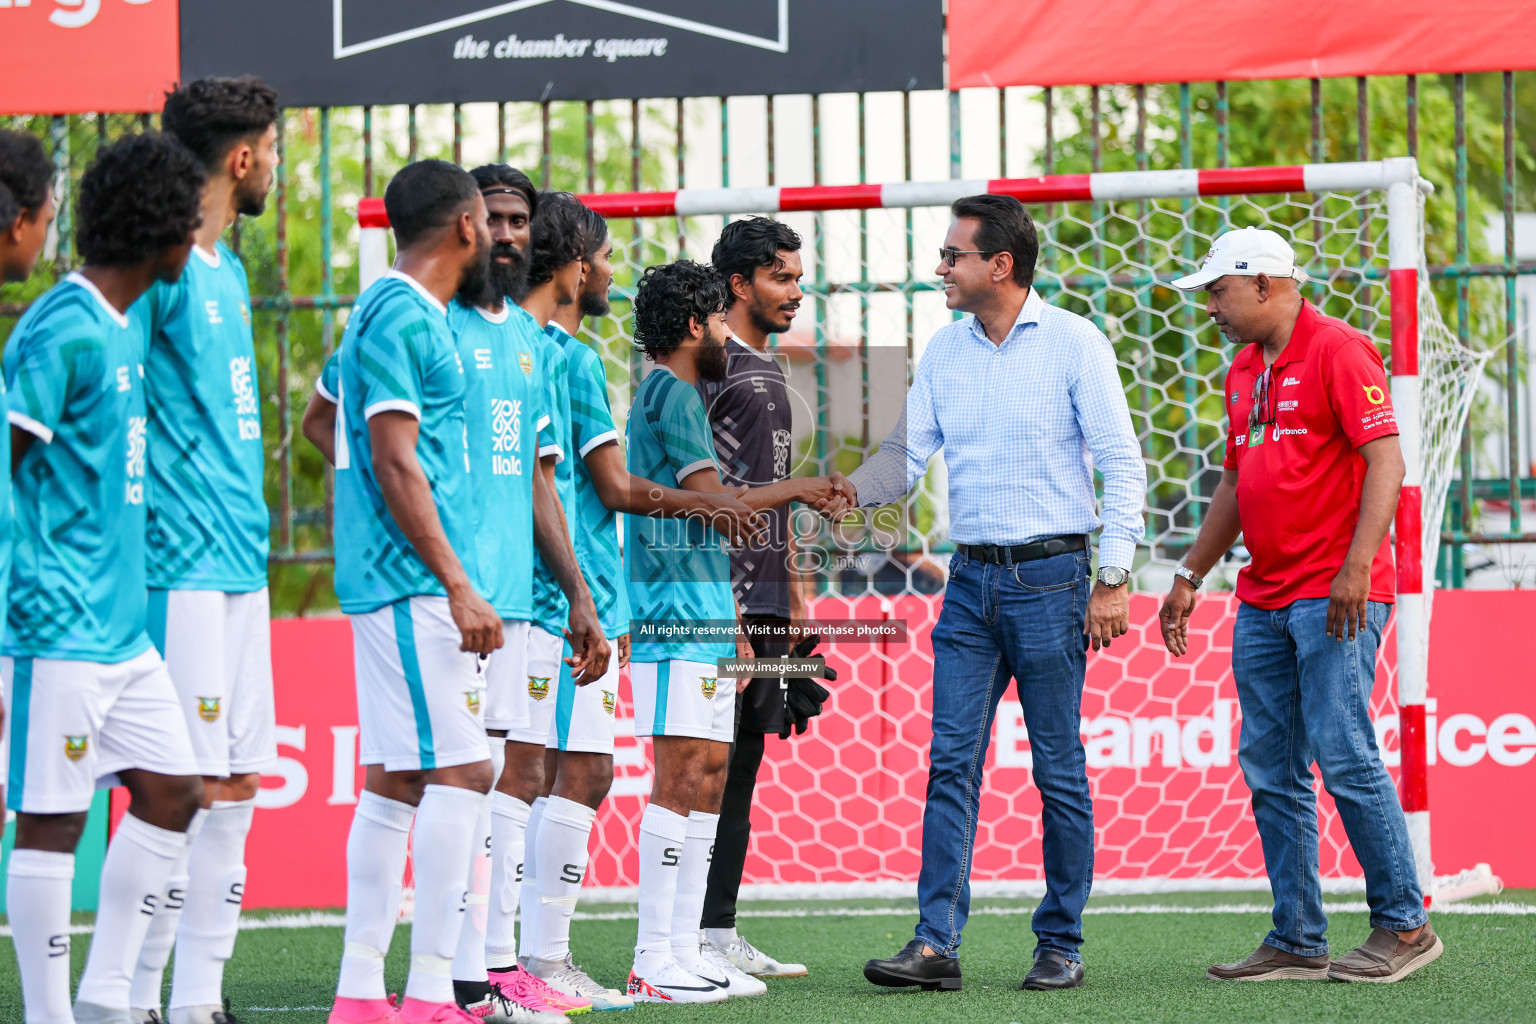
[
  {"xmin": 4, "ymin": 132, "xmax": 207, "ymax": 1024},
  {"xmin": 621, "ymin": 260, "xmax": 832, "ymax": 1004}
]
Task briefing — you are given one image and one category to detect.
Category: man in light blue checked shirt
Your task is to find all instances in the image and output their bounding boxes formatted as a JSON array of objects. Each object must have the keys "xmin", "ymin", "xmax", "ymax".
[{"xmin": 836, "ymin": 194, "xmax": 1146, "ymax": 994}]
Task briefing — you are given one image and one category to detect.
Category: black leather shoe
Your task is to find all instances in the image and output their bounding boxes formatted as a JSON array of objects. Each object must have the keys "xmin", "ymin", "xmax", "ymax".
[
  {"xmin": 1021, "ymin": 949, "xmax": 1085, "ymax": 990},
  {"xmin": 864, "ymin": 938, "xmax": 963, "ymax": 991}
]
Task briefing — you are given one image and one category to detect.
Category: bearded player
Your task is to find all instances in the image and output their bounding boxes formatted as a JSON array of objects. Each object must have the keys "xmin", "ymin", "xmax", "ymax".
[
  {"xmin": 622, "ymin": 261, "xmax": 832, "ymax": 1003},
  {"xmin": 128, "ymin": 76, "xmax": 282, "ymax": 1024}
]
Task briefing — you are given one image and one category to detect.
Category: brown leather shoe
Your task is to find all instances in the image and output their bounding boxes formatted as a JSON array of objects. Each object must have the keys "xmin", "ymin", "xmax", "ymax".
[
  {"xmin": 1207, "ymin": 943, "xmax": 1330, "ymax": 981},
  {"xmin": 1328, "ymin": 919, "xmax": 1443, "ymax": 983}
]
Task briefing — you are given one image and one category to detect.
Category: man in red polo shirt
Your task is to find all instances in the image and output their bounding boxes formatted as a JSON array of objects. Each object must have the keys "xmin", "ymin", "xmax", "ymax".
[{"xmin": 1158, "ymin": 227, "xmax": 1441, "ymax": 984}]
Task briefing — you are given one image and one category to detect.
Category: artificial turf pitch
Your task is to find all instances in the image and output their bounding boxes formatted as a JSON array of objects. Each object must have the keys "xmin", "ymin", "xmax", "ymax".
[{"xmin": 3, "ymin": 890, "xmax": 1532, "ymax": 1023}]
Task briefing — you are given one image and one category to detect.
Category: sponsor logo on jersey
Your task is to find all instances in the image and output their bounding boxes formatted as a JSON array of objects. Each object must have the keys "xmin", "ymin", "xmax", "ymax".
[
  {"xmin": 197, "ymin": 696, "xmax": 222, "ymax": 722},
  {"xmin": 126, "ymin": 416, "xmax": 147, "ymax": 505},
  {"xmin": 602, "ymin": 690, "xmax": 616, "ymax": 715},
  {"xmin": 520, "ymin": 352, "xmax": 534, "ymax": 375},
  {"xmin": 231, "ymin": 356, "xmax": 261, "ymax": 440},
  {"xmin": 1362, "ymin": 384, "xmax": 1387, "ymax": 405},
  {"xmin": 772, "ymin": 428, "xmax": 791, "ymax": 478},
  {"xmin": 64, "ymin": 735, "xmax": 89, "ymax": 761},
  {"xmin": 1282, "ymin": 376, "xmax": 1301, "ymax": 386},
  {"xmin": 206, "ymin": 300, "xmax": 223, "ymax": 325},
  {"xmin": 465, "ymin": 690, "xmax": 482, "ymax": 714},
  {"xmin": 116, "ymin": 365, "xmax": 132, "ymax": 393},
  {"xmin": 1231, "ymin": 391, "xmax": 1240, "ymax": 404},
  {"xmin": 491, "ymin": 398, "xmax": 523, "ymax": 475},
  {"xmin": 475, "ymin": 348, "xmax": 493, "ymax": 370},
  {"xmin": 1272, "ymin": 425, "xmax": 1309, "ymax": 441},
  {"xmin": 700, "ymin": 675, "xmax": 717, "ymax": 699},
  {"xmin": 240, "ymin": 302, "xmax": 251, "ymax": 326},
  {"xmin": 528, "ymin": 675, "xmax": 550, "ymax": 701}
]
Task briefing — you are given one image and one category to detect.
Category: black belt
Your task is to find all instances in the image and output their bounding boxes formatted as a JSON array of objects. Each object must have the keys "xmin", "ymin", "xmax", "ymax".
[{"xmin": 955, "ymin": 535, "xmax": 1086, "ymax": 565}]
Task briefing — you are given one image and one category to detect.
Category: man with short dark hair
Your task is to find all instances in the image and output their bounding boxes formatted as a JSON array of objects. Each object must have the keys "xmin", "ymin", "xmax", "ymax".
[
  {"xmin": 328, "ymin": 158, "xmax": 503, "ymax": 1024},
  {"xmin": 0, "ymin": 127, "xmax": 58, "ymax": 832},
  {"xmin": 623, "ymin": 260, "xmax": 831, "ymax": 1004},
  {"xmin": 0, "ymin": 130, "xmax": 57, "ymax": 285},
  {"xmin": 837, "ymin": 194, "xmax": 1145, "ymax": 992},
  {"xmin": 129, "ymin": 75, "xmax": 282, "ymax": 1024},
  {"xmin": 3, "ymin": 131, "xmax": 207, "ymax": 1024},
  {"xmin": 695, "ymin": 216, "xmax": 820, "ymax": 980},
  {"xmin": 1160, "ymin": 227, "xmax": 1438, "ymax": 984}
]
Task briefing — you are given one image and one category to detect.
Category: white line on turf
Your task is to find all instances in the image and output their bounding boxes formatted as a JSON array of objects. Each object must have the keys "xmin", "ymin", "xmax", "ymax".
[{"xmin": 2, "ymin": 899, "xmax": 1529, "ymax": 938}]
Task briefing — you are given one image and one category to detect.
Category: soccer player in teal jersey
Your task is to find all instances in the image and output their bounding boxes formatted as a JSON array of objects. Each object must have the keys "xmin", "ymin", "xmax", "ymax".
[
  {"xmin": 520, "ymin": 204, "xmax": 764, "ymax": 1010},
  {"xmin": 622, "ymin": 261, "xmax": 832, "ymax": 1004},
  {"xmin": 328, "ymin": 160, "xmax": 508, "ymax": 1024},
  {"xmin": 0, "ymin": 129, "xmax": 58, "ymax": 834},
  {"xmin": 129, "ymin": 77, "xmax": 282, "ymax": 1024},
  {"xmin": 446, "ymin": 166, "xmax": 596, "ymax": 1023},
  {"xmin": 3, "ymin": 133, "xmax": 206, "ymax": 1024}
]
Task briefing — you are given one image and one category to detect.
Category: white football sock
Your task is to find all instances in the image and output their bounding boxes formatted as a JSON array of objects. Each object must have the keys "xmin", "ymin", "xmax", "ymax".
[
  {"xmin": 130, "ymin": 808, "xmax": 206, "ymax": 1011},
  {"xmin": 516, "ymin": 795, "xmax": 547, "ymax": 961},
  {"xmin": 449, "ymin": 785, "xmax": 494, "ymax": 983},
  {"xmin": 704, "ymin": 927, "xmax": 738, "ymax": 948},
  {"xmin": 633, "ymin": 803, "xmax": 689, "ymax": 974},
  {"xmin": 533, "ymin": 796, "xmax": 596, "ymax": 962},
  {"xmin": 169, "ymin": 798, "xmax": 255, "ymax": 1010},
  {"xmin": 77, "ymin": 812, "xmax": 187, "ymax": 1010},
  {"xmin": 336, "ymin": 791, "xmax": 414, "ymax": 1000},
  {"xmin": 405, "ymin": 784, "xmax": 483, "ymax": 1004},
  {"xmin": 8, "ymin": 849, "xmax": 75, "ymax": 1024},
  {"xmin": 485, "ymin": 791, "xmax": 530, "ymax": 970},
  {"xmin": 669, "ymin": 812, "xmax": 719, "ymax": 959}
]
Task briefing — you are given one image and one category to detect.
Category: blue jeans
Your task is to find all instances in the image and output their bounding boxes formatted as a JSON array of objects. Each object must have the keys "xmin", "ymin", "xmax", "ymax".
[
  {"xmin": 915, "ymin": 548, "xmax": 1093, "ymax": 962},
  {"xmin": 1232, "ymin": 598, "xmax": 1427, "ymax": 956}
]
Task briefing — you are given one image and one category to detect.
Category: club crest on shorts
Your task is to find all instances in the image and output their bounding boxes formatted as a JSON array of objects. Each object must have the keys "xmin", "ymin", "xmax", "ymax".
[
  {"xmin": 528, "ymin": 675, "xmax": 550, "ymax": 701},
  {"xmin": 465, "ymin": 690, "xmax": 482, "ymax": 714},
  {"xmin": 64, "ymin": 735, "xmax": 89, "ymax": 761},
  {"xmin": 196, "ymin": 696, "xmax": 222, "ymax": 722},
  {"xmin": 602, "ymin": 690, "xmax": 616, "ymax": 715},
  {"xmin": 700, "ymin": 676, "xmax": 717, "ymax": 699},
  {"xmin": 519, "ymin": 352, "xmax": 534, "ymax": 375}
]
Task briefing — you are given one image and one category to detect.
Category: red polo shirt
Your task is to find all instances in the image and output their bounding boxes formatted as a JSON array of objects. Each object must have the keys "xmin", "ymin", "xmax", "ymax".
[{"xmin": 1223, "ymin": 301, "xmax": 1399, "ymax": 609}]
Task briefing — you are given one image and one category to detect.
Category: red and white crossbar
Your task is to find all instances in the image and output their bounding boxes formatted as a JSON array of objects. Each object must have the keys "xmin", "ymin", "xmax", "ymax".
[
  {"xmin": 575, "ymin": 157, "xmax": 1419, "ymax": 219},
  {"xmin": 355, "ymin": 157, "xmax": 1435, "ymax": 898}
]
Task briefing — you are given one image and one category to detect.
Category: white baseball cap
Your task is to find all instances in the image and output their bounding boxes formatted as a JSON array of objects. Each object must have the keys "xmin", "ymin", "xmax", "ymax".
[{"xmin": 1171, "ymin": 226, "xmax": 1309, "ymax": 291}]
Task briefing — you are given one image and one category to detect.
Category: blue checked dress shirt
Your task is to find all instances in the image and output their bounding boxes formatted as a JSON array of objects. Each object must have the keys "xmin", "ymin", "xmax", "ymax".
[{"xmin": 847, "ymin": 289, "xmax": 1146, "ymax": 570}]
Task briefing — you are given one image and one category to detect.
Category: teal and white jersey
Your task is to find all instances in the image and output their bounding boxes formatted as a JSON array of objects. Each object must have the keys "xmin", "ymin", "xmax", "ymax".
[
  {"xmin": 530, "ymin": 322, "xmax": 574, "ymax": 635},
  {"xmin": 141, "ymin": 242, "xmax": 270, "ymax": 592},
  {"xmin": 623, "ymin": 365, "xmax": 735, "ymax": 664},
  {"xmin": 4, "ymin": 273, "xmax": 153, "ymax": 663},
  {"xmin": 316, "ymin": 349, "xmax": 339, "ymax": 404},
  {"xmin": 0, "ymin": 377, "xmax": 12, "ymax": 632},
  {"xmin": 449, "ymin": 298, "xmax": 548, "ymax": 622},
  {"xmin": 556, "ymin": 326, "xmax": 630, "ymax": 640},
  {"xmin": 333, "ymin": 270, "xmax": 477, "ymax": 615}
]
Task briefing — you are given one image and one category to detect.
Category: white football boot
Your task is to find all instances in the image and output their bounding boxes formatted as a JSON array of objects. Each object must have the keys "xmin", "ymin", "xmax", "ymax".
[
  {"xmin": 624, "ymin": 958, "xmax": 727, "ymax": 1005},
  {"xmin": 522, "ymin": 953, "xmax": 635, "ymax": 1012},
  {"xmin": 715, "ymin": 934, "xmax": 808, "ymax": 978}
]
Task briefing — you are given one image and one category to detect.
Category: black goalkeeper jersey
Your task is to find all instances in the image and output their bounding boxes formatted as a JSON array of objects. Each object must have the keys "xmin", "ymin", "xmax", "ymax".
[{"xmin": 696, "ymin": 336, "xmax": 795, "ymax": 619}]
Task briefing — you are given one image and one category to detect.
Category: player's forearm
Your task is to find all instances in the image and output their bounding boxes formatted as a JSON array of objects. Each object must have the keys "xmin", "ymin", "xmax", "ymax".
[
  {"xmin": 301, "ymin": 394, "xmax": 336, "ymax": 466},
  {"xmin": 374, "ymin": 454, "xmax": 475, "ymax": 595},
  {"xmin": 532, "ymin": 459, "xmax": 592, "ymax": 607},
  {"xmin": 1343, "ymin": 438, "xmax": 1406, "ymax": 575},
  {"xmin": 1181, "ymin": 473, "xmax": 1243, "ymax": 577},
  {"xmin": 738, "ymin": 478, "xmax": 816, "ymax": 511}
]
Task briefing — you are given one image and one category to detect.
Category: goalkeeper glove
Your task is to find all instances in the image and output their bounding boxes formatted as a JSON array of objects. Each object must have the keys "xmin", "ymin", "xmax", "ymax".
[{"xmin": 780, "ymin": 635, "xmax": 835, "ymax": 739}]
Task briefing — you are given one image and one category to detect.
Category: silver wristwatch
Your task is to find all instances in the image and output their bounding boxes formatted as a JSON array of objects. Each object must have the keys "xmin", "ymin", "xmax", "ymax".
[
  {"xmin": 1174, "ymin": 565, "xmax": 1205, "ymax": 590},
  {"xmin": 1096, "ymin": 565, "xmax": 1129, "ymax": 588}
]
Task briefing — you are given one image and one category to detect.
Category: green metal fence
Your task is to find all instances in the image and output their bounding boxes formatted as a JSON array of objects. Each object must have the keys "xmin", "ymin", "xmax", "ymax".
[{"xmin": 2, "ymin": 73, "xmax": 1532, "ymax": 611}]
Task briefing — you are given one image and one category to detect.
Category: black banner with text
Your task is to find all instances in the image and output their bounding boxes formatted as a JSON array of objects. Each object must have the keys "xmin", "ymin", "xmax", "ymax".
[{"xmin": 180, "ymin": 0, "xmax": 943, "ymax": 106}]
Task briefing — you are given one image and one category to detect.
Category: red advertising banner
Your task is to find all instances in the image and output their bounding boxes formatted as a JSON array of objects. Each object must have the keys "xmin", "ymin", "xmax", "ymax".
[
  {"xmin": 948, "ymin": 0, "xmax": 1536, "ymax": 89},
  {"xmin": 244, "ymin": 590, "xmax": 1536, "ymax": 908},
  {"xmin": 0, "ymin": 0, "xmax": 180, "ymax": 115}
]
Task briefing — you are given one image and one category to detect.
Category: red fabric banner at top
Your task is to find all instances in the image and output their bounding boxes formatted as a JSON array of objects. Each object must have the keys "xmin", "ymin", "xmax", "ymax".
[
  {"xmin": 0, "ymin": 0, "xmax": 179, "ymax": 115},
  {"xmin": 949, "ymin": 0, "xmax": 1536, "ymax": 88}
]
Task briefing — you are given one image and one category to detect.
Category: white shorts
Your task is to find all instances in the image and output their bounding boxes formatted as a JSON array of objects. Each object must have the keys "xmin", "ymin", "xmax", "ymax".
[
  {"xmin": 547, "ymin": 641, "xmax": 622, "ymax": 755},
  {"xmin": 631, "ymin": 659, "xmax": 736, "ymax": 743},
  {"xmin": 505, "ymin": 625, "xmax": 563, "ymax": 747},
  {"xmin": 3, "ymin": 648, "xmax": 200, "ymax": 814},
  {"xmin": 485, "ymin": 619, "xmax": 531, "ymax": 732},
  {"xmin": 148, "ymin": 587, "xmax": 277, "ymax": 778},
  {"xmin": 352, "ymin": 596, "xmax": 489, "ymax": 772}
]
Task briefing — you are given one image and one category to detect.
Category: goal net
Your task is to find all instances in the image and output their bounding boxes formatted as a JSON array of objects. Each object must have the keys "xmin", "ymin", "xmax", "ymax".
[{"xmin": 367, "ymin": 159, "xmax": 1492, "ymax": 901}]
